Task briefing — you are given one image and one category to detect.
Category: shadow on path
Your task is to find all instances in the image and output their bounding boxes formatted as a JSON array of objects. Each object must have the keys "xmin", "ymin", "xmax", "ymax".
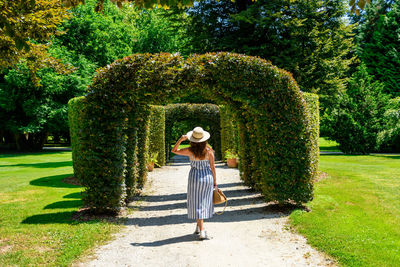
[
  {"xmin": 131, "ymin": 234, "xmax": 198, "ymax": 247},
  {"xmin": 125, "ymin": 181, "xmax": 297, "ymax": 228}
]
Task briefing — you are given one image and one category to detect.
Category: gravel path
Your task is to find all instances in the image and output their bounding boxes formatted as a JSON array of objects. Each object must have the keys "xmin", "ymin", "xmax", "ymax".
[{"xmin": 76, "ymin": 157, "xmax": 335, "ymax": 267}]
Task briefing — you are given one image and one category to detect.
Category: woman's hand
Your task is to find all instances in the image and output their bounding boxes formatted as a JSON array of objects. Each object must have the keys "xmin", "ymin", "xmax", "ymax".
[{"xmin": 180, "ymin": 135, "xmax": 188, "ymax": 141}]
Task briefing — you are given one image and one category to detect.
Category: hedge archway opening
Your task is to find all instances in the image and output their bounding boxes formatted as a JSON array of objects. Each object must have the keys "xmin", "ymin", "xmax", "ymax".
[
  {"xmin": 164, "ymin": 103, "xmax": 221, "ymax": 162},
  {"xmin": 70, "ymin": 52, "xmax": 319, "ymax": 214}
]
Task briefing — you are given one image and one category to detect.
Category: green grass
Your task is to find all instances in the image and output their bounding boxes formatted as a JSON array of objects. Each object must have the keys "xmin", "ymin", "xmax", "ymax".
[
  {"xmin": 319, "ymin": 137, "xmax": 341, "ymax": 152},
  {"xmin": 0, "ymin": 151, "xmax": 122, "ymax": 266},
  {"xmin": 290, "ymin": 154, "xmax": 400, "ymax": 266}
]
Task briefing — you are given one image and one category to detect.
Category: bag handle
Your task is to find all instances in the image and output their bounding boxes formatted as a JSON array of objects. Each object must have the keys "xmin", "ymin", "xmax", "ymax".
[{"xmin": 215, "ymin": 198, "xmax": 228, "ymax": 215}]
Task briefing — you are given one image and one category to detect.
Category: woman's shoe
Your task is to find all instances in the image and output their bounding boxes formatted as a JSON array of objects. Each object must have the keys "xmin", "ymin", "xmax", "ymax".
[
  {"xmin": 194, "ymin": 225, "xmax": 200, "ymax": 235},
  {"xmin": 199, "ymin": 230, "xmax": 208, "ymax": 240}
]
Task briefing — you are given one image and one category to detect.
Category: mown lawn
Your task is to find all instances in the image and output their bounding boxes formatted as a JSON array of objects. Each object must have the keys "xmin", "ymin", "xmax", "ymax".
[
  {"xmin": 0, "ymin": 151, "xmax": 122, "ymax": 266},
  {"xmin": 319, "ymin": 137, "xmax": 341, "ymax": 152},
  {"xmin": 290, "ymin": 154, "xmax": 400, "ymax": 266}
]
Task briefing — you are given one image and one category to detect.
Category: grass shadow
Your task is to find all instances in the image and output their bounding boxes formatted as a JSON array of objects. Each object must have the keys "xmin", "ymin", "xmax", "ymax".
[
  {"xmin": 30, "ymin": 174, "xmax": 80, "ymax": 188},
  {"xmin": 21, "ymin": 211, "xmax": 78, "ymax": 224},
  {"xmin": 63, "ymin": 192, "xmax": 82, "ymax": 199},
  {"xmin": 44, "ymin": 200, "xmax": 82, "ymax": 209},
  {"xmin": 0, "ymin": 150, "xmax": 71, "ymax": 158},
  {"xmin": 0, "ymin": 161, "xmax": 72, "ymax": 168},
  {"xmin": 370, "ymin": 154, "xmax": 400, "ymax": 159}
]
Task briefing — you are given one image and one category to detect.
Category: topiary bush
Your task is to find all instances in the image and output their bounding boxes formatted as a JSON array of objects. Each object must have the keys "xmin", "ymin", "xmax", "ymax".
[
  {"xmin": 67, "ymin": 96, "xmax": 88, "ymax": 183},
  {"xmin": 164, "ymin": 103, "xmax": 221, "ymax": 161},
  {"xmin": 303, "ymin": 92, "xmax": 319, "ymax": 180},
  {"xmin": 220, "ymin": 104, "xmax": 240, "ymax": 160},
  {"xmin": 377, "ymin": 97, "xmax": 400, "ymax": 152},
  {"xmin": 70, "ymin": 52, "xmax": 318, "ymax": 213},
  {"xmin": 148, "ymin": 105, "xmax": 166, "ymax": 167}
]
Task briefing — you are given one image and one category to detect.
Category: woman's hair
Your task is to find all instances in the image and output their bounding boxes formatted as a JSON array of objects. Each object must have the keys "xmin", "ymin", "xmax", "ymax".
[{"xmin": 189, "ymin": 141, "xmax": 207, "ymax": 159}]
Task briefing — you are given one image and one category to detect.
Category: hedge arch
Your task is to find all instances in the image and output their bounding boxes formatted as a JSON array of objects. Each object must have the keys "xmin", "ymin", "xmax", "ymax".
[
  {"xmin": 164, "ymin": 103, "xmax": 221, "ymax": 162},
  {"xmin": 73, "ymin": 52, "xmax": 319, "ymax": 214}
]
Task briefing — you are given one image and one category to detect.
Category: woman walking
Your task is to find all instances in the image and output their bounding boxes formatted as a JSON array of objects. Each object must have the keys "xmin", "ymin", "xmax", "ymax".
[{"xmin": 171, "ymin": 126, "xmax": 217, "ymax": 240}]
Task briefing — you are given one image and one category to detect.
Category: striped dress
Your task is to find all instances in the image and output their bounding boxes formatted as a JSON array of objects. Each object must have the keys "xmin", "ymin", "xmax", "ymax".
[{"xmin": 187, "ymin": 149, "xmax": 214, "ymax": 220}]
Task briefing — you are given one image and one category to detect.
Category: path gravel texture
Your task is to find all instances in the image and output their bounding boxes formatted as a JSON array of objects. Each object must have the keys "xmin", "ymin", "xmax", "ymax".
[{"xmin": 76, "ymin": 157, "xmax": 335, "ymax": 267}]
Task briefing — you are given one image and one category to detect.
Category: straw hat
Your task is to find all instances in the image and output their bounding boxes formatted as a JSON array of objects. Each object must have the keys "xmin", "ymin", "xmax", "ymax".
[{"xmin": 186, "ymin": 127, "xmax": 210, "ymax": 143}]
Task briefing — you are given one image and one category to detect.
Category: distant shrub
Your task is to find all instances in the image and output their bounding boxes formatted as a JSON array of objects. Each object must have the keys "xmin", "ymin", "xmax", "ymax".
[
  {"xmin": 323, "ymin": 65, "xmax": 387, "ymax": 154},
  {"xmin": 377, "ymin": 97, "xmax": 400, "ymax": 152}
]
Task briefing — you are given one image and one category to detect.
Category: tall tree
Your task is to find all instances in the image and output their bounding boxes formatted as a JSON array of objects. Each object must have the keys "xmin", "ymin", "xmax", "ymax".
[
  {"xmin": 183, "ymin": 0, "xmax": 355, "ymax": 111},
  {"xmin": 356, "ymin": 0, "xmax": 400, "ymax": 96},
  {"xmin": 0, "ymin": 0, "xmax": 71, "ymax": 82}
]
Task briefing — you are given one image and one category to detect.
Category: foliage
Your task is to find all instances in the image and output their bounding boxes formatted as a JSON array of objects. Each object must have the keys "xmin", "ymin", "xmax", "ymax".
[
  {"xmin": 148, "ymin": 152, "xmax": 160, "ymax": 166},
  {"xmin": 55, "ymin": 0, "xmax": 136, "ymax": 67},
  {"xmin": 0, "ymin": 58, "xmax": 91, "ymax": 150},
  {"xmin": 72, "ymin": 52, "xmax": 318, "ymax": 213},
  {"xmin": 1, "ymin": 0, "xmax": 186, "ymax": 151},
  {"xmin": 0, "ymin": 151, "xmax": 121, "ymax": 266},
  {"xmin": 67, "ymin": 96, "xmax": 87, "ymax": 181},
  {"xmin": 165, "ymin": 103, "xmax": 221, "ymax": 162},
  {"xmin": 183, "ymin": 0, "xmax": 355, "ymax": 111},
  {"xmin": 291, "ymin": 154, "xmax": 400, "ymax": 266},
  {"xmin": 148, "ymin": 105, "xmax": 165, "ymax": 167},
  {"xmin": 220, "ymin": 105, "xmax": 239, "ymax": 160},
  {"xmin": 356, "ymin": 0, "xmax": 400, "ymax": 96},
  {"xmin": 0, "ymin": 0, "xmax": 71, "ymax": 82},
  {"xmin": 376, "ymin": 97, "xmax": 400, "ymax": 152},
  {"xmin": 95, "ymin": 0, "xmax": 368, "ymax": 13},
  {"xmin": 129, "ymin": 8, "xmax": 190, "ymax": 55},
  {"xmin": 303, "ymin": 92, "xmax": 320, "ymax": 178},
  {"xmin": 225, "ymin": 149, "xmax": 238, "ymax": 160},
  {"xmin": 322, "ymin": 64, "xmax": 388, "ymax": 154}
]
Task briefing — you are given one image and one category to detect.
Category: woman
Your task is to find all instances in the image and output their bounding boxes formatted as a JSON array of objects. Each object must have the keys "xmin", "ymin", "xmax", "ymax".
[{"xmin": 171, "ymin": 126, "xmax": 217, "ymax": 240}]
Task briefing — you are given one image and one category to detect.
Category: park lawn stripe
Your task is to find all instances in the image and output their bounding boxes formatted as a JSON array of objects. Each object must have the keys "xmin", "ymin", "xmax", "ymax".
[
  {"xmin": 290, "ymin": 154, "xmax": 400, "ymax": 267},
  {"xmin": 0, "ymin": 151, "xmax": 122, "ymax": 266}
]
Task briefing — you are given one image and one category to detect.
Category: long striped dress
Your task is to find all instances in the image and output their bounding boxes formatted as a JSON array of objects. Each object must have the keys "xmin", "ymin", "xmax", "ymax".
[{"xmin": 187, "ymin": 149, "xmax": 214, "ymax": 220}]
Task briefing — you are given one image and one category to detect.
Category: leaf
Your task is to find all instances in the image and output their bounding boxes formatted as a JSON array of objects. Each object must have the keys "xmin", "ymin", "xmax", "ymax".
[
  {"xmin": 350, "ymin": 0, "xmax": 355, "ymax": 6},
  {"xmin": 357, "ymin": 0, "xmax": 366, "ymax": 10}
]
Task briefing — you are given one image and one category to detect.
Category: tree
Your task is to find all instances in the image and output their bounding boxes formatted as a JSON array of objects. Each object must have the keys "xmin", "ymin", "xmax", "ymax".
[
  {"xmin": 322, "ymin": 64, "xmax": 388, "ymax": 154},
  {"xmin": 356, "ymin": 0, "xmax": 400, "ymax": 96},
  {"xmin": 376, "ymin": 97, "xmax": 400, "ymax": 152},
  {"xmin": 0, "ymin": 55, "xmax": 95, "ymax": 150},
  {"xmin": 0, "ymin": 0, "xmax": 189, "ymax": 150},
  {"xmin": 182, "ymin": 0, "xmax": 355, "ymax": 111},
  {"xmin": 0, "ymin": 0, "xmax": 71, "ymax": 82}
]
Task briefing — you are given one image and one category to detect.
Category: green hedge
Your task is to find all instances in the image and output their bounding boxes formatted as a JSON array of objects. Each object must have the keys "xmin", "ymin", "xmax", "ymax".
[
  {"xmin": 303, "ymin": 92, "xmax": 320, "ymax": 181},
  {"xmin": 72, "ymin": 52, "xmax": 318, "ymax": 213},
  {"xmin": 67, "ymin": 96, "xmax": 87, "ymax": 183},
  {"xmin": 220, "ymin": 105, "xmax": 240, "ymax": 160},
  {"xmin": 148, "ymin": 105, "xmax": 166, "ymax": 166},
  {"xmin": 164, "ymin": 103, "xmax": 221, "ymax": 161}
]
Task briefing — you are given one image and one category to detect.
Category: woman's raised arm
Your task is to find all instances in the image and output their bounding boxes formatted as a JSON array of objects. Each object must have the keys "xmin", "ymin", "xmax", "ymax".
[{"xmin": 171, "ymin": 135, "xmax": 191, "ymax": 156}]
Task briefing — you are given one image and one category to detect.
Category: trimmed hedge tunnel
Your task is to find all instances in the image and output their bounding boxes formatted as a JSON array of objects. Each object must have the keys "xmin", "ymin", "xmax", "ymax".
[
  {"xmin": 69, "ymin": 52, "xmax": 319, "ymax": 214},
  {"xmin": 165, "ymin": 103, "xmax": 221, "ymax": 162}
]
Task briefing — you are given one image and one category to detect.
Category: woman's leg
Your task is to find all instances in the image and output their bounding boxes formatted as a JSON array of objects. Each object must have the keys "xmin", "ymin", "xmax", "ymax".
[{"xmin": 196, "ymin": 219, "xmax": 204, "ymax": 231}]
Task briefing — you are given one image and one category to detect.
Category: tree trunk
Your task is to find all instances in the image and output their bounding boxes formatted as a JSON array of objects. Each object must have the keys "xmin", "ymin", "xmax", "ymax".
[{"xmin": 14, "ymin": 132, "xmax": 49, "ymax": 151}]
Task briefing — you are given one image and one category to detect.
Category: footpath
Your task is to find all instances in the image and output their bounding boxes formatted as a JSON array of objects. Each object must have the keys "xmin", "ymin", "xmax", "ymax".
[{"xmin": 76, "ymin": 156, "xmax": 335, "ymax": 267}]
